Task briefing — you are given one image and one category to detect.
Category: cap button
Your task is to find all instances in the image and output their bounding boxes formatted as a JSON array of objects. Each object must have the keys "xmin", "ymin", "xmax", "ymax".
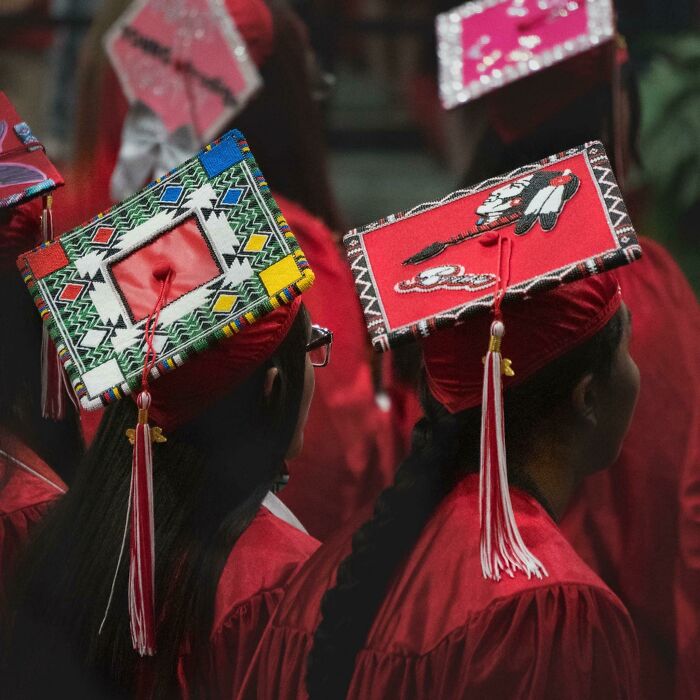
[
  {"xmin": 152, "ymin": 262, "xmax": 173, "ymax": 282},
  {"xmin": 479, "ymin": 231, "xmax": 500, "ymax": 247}
]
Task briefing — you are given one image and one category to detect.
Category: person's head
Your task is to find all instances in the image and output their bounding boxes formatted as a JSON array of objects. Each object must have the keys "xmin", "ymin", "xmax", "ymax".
[
  {"xmin": 422, "ymin": 276, "xmax": 639, "ymax": 485},
  {"xmin": 464, "ymin": 44, "xmax": 641, "ymax": 187},
  {"xmin": 76, "ymin": 0, "xmax": 341, "ymax": 232},
  {"xmin": 3, "ymin": 302, "xmax": 320, "ymax": 698},
  {"xmin": 228, "ymin": 0, "xmax": 342, "ymax": 231},
  {"xmin": 306, "ymin": 277, "xmax": 639, "ymax": 698}
]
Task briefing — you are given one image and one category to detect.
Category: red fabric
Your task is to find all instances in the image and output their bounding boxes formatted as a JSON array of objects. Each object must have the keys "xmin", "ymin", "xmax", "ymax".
[
  {"xmin": 0, "ymin": 197, "xmax": 41, "ymax": 266},
  {"xmin": 423, "ymin": 273, "xmax": 621, "ymax": 413},
  {"xmin": 274, "ymin": 195, "xmax": 399, "ymax": 541},
  {"xmin": 223, "ymin": 0, "xmax": 274, "ymax": 67},
  {"xmin": 171, "ymin": 506, "xmax": 319, "ymax": 698},
  {"xmin": 0, "ymin": 430, "xmax": 66, "ymax": 610},
  {"xmin": 239, "ymin": 473, "xmax": 639, "ymax": 699},
  {"xmin": 561, "ymin": 237, "xmax": 700, "ymax": 700},
  {"xmin": 148, "ymin": 298, "xmax": 301, "ymax": 432},
  {"xmin": 111, "ymin": 215, "xmax": 221, "ymax": 322}
]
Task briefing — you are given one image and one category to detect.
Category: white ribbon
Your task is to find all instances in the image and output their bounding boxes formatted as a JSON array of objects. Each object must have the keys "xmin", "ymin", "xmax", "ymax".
[{"xmin": 110, "ymin": 102, "xmax": 200, "ymax": 201}]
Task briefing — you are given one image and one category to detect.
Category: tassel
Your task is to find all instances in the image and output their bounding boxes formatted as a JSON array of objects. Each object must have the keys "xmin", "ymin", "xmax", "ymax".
[
  {"xmin": 128, "ymin": 390, "xmax": 157, "ymax": 656},
  {"xmin": 479, "ymin": 320, "xmax": 547, "ymax": 581},
  {"xmin": 40, "ymin": 195, "xmax": 67, "ymax": 420},
  {"xmin": 124, "ymin": 265, "xmax": 171, "ymax": 656}
]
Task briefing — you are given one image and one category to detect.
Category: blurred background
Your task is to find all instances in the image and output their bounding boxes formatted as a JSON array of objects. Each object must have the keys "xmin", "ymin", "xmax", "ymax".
[{"xmin": 1, "ymin": 0, "xmax": 698, "ymax": 288}]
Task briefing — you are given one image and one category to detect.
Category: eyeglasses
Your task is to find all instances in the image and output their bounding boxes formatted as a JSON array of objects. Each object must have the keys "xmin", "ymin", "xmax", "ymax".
[{"xmin": 306, "ymin": 324, "xmax": 333, "ymax": 367}]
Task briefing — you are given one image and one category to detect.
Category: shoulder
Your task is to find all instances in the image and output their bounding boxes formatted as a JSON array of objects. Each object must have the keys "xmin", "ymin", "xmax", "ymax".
[
  {"xmin": 274, "ymin": 476, "xmax": 628, "ymax": 654},
  {"xmin": 364, "ymin": 479, "xmax": 628, "ymax": 655},
  {"xmin": 212, "ymin": 505, "xmax": 319, "ymax": 634},
  {"xmin": 0, "ymin": 437, "xmax": 65, "ymax": 517}
]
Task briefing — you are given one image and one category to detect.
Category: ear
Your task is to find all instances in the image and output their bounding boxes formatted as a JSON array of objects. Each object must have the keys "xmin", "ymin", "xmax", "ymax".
[
  {"xmin": 264, "ymin": 366, "xmax": 280, "ymax": 399},
  {"xmin": 571, "ymin": 372, "xmax": 598, "ymax": 427}
]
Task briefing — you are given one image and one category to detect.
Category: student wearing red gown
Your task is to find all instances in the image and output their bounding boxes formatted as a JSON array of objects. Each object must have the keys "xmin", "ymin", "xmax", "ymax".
[
  {"xmin": 562, "ymin": 240, "xmax": 700, "ymax": 699},
  {"xmin": 3, "ymin": 283, "xmax": 326, "ymax": 695},
  {"xmin": 57, "ymin": 0, "xmax": 397, "ymax": 539},
  {"xmin": 458, "ymin": 39, "xmax": 700, "ymax": 699},
  {"xmin": 239, "ymin": 268, "xmax": 642, "ymax": 698},
  {"xmin": 0, "ymin": 197, "xmax": 80, "ymax": 608}
]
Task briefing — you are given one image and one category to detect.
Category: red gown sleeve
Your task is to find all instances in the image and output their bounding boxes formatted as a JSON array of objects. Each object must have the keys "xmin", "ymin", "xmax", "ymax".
[{"xmin": 177, "ymin": 588, "xmax": 285, "ymax": 699}]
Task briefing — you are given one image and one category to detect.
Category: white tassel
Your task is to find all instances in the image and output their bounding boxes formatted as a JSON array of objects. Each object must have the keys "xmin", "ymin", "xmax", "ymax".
[{"xmin": 479, "ymin": 320, "xmax": 548, "ymax": 581}]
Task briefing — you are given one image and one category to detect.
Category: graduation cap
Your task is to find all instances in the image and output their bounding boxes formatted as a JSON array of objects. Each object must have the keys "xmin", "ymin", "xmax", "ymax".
[
  {"xmin": 0, "ymin": 91, "xmax": 63, "ymax": 211},
  {"xmin": 18, "ymin": 129, "xmax": 314, "ymax": 655},
  {"xmin": 344, "ymin": 141, "xmax": 640, "ymax": 581},
  {"xmin": 105, "ymin": 0, "xmax": 270, "ymax": 199},
  {"xmin": 437, "ymin": 0, "xmax": 615, "ymax": 110}
]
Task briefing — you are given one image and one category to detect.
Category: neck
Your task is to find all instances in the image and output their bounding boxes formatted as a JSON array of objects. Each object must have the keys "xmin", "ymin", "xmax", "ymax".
[{"xmin": 520, "ymin": 440, "xmax": 579, "ymax": 521}]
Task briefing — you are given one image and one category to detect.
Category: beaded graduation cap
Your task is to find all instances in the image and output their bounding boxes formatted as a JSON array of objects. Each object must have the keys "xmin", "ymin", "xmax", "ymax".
[
  {"xmin": 18, "ymin": 129, "xmax": 312, "ymax": 411},
  {"xmin": 437, "ymin": 0, "xmax": 615, "ymax": 110},
  {"xmin": 346, "ymin": 141, "xmax": 638, "ymax": 351},
  {"xmin": 18, "ymin": 130, "xmax": 314, "ymax": 654},
  {"xmin": 344, "ymin": 141, "xmax": 640, "ymax": 581},
  {"xmin": 105, "ymin": 0, "xmax": 267, "ymax": 199},
  {"xmin": 0, "ymin": 91, "xmax": 63, "ymax": 210}
]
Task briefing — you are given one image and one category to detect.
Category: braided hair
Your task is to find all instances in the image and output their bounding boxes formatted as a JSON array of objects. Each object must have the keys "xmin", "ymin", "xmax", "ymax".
[{"xmin": 306, "ymin": 310, "xmax": 624, "ymax": 698}]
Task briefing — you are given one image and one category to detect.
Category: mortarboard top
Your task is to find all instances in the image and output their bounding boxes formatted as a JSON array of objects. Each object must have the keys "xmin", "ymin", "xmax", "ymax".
[
  {"xmin": 0, "ymin": 92, "xmax": 64, "ymax": 211},
  {"xmin": 105, "ymin": 0, "xmax": 263, "ymax": 141},
  {"xmin": 344, "ymin": 141, "xmax": 640, "ymax": 353},
  {"xmin": 437, "ymin": 0, "xmax": 614, "ymax": 110},
  {"xmin": 17, "ymin": 129, "xmax": 314, "ymax": 412}
]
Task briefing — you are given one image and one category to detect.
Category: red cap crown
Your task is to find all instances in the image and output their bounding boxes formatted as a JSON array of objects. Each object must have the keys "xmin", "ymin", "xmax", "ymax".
[{"xmin": 423, "ymin": 274, "xmax": 621, "ymax": 414}]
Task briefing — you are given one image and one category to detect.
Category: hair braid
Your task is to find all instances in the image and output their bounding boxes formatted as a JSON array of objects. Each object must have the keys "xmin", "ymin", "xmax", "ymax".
[{"xmin": 306, "ymin": 412, "xmax": 464, "ymax": 699}]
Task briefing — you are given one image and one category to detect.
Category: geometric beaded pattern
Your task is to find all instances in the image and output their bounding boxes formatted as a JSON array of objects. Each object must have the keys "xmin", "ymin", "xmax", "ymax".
[{"xmin": 18, "ymin": 130, "xmax": 314, "ymax": 409}]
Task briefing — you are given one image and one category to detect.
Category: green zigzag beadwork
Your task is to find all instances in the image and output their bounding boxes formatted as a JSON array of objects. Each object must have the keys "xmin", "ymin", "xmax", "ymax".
[{"xmin": 18, "ymin": 130, "xmax": 314, "ymax": 410}]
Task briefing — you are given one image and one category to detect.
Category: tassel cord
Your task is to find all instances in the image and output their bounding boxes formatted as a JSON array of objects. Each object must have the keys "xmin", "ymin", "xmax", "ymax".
[{"xmin": 479, "ymin": 234, "xmax": 547, "ymax": 581}]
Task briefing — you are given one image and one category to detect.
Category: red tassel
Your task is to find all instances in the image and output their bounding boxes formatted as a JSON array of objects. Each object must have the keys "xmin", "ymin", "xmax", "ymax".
[
  {"xmin": 479, "ymin": 320, "xmax": 547, "ymax": 581},
  {"xmin": 40, "ymin": 195, "xmax": 68, "ymax": 420},
  {"xmin": 129, "ymin": 390, "xmax": 157, "ymax": 656}
]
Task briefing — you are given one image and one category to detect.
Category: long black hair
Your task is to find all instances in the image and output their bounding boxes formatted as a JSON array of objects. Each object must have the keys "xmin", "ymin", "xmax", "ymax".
[
  {"xmin": 464, "ymin": 60, "xmax": 641, "ymax": 187},
  {"xmin": 0, "ymin": 249, "xmax": 83, "ymax": 484},
  {"xmin": 231, "ymin": 0, "xmax": 343, "ymax": 233},
  {"xmin": 3, "ymin": 305, "xmax": 310, "ymax": 698},
  {"xmin": 306, "ymin": 309, "xmax": 624, "ymax": 699}
]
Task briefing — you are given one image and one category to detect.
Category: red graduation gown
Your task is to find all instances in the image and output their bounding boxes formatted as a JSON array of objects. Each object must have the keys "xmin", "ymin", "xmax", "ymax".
[
  {"xmin": 239, "ymin": 474, "xmax": 640, "ymax": 699},
  {"xmin": 0, "ymin": 430, "xmax": 66, "ymax": 605},
  {"xmin": 562, "ymin": 237, "xmax": 700, "ymax": 700},
  {"xmin": 171, "ymin": 496, "xmax": 319, "ymax": 698},
  {"xmin": 274, "ymin": 194, "xmax": 398, "ymax": 540}
]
